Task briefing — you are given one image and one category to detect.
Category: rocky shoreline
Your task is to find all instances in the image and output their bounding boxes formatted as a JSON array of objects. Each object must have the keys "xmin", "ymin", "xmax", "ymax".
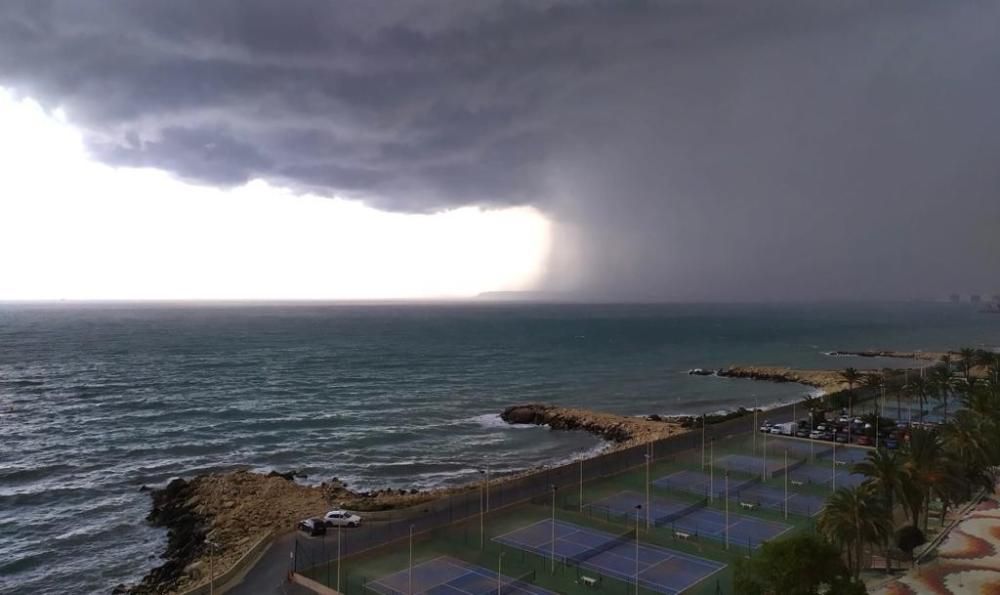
[
  {"xmin": 125, "ymin": 470, "xmax": 474, "ymax": 594},
  {"xmin": 501, "ymin": 403, "xmax": 687, "ymax": 446},
  {"xmin": 715, "ymin": 365, "xmax": 851, "ymax": 393}
]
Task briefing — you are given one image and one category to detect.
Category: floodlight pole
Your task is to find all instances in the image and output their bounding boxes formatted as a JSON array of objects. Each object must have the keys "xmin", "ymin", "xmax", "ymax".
[
  {"xmin": 337, "ymin": 523, "xmax": 342, "ymax": 592},
  {"xmin": 634, "ymin": 505, "xmax": 642, "ymax": 595},
  {"xmin": 724, "ymin": 471, "xmax": 730, "ymax": 550},
  {"xmin": 783, "ymin": 449, "xmax": 789, "ymax": 520},
  {"xmin": 486, "ymin": 463, "xmax": 491, "ymax": 512},
  {"xmin": 762, "ymin": 429, "xmax": 768, "ymax": 482},
  {"xmin": 702, "ymin": 414, "xmax": 707, "ymax": 469},
  {"xmin": 408, "ymin": 525, "xmax": 414, "ymax": 595},
  {"xmin": 645, "ymin": 453, "xmax": 651, "ymax": 530},
  {"xmin": 709, "ymin": 439, "xmax": 715, "ymax": 504},
  {"xmin": 832, "ymin": 442, "xmax": 837, "ymax": 492},
  {"xmin": 550, "ymin": 485, "xmax": 557, "ymax": 573},
  {"xmin": 480, "ymin": 480, "xmax": 485, "ymax": 549},
  {"xmin": 579, "ymin": 459, "xmax": 584, "ymax": 513},
  {"xmin": 752, "ymin": 397, "xmax": 758, "ymax": 456},
  {"xmin": 498, "ymin": 551, "xmax": 504, "ymax": 595}
]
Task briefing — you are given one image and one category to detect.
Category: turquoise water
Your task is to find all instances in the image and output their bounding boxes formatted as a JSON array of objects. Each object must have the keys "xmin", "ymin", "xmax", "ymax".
[{"xmin": 0, "ymin": 302, "xmax": 996, "ymax": 594}]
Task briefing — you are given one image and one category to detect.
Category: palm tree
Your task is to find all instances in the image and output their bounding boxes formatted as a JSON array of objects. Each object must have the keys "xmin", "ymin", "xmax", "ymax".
[
  {"xmin": 901, "ymin": 427, "xmax": 951, "ymax": 531},
  {"xmin": 959, "ymin": 347, "xmax": 977, "ymax": 382},
  {"xmin": 818, "ymin": 485, "xmax": 893, "ymax": 580},
  {"xmin": 929, "ymin": 365, "xmax": 956, "ymax": 422},
  {"xmin": 905, "ymin": 376, "xmax": 930, "ymax": 424},
  {"xmin": 841, "ymin": 367, "xmax": 862, "ymax": 418},
  {"xmin": 852, "ymin": 448, "xmax": 904, "ymax": 515}
]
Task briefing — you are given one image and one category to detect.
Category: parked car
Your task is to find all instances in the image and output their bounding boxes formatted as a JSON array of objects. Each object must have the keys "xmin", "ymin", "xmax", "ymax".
[
  {"xmin": 298, "ymin": 518, "xmax": 327, "ymax": 536},
  {"xmin": 835, "ymin": 433, "xmax": 849, "ymax": 443},
  {"xmin": 821, "ymin": 431, "xmax": 835, "ymax": 441},
  {"xmin": 324, "ymin": 510, "xmax": 362, "ymax": 528},
  {"xmin": 809, "ymin": 430, "xmax": 823, "ymax": 440},
  {"xmin": 855, "ymin": 435, "xmax": 872, "ymax": 446},
  {"xmin": 759, "ymin": 423, "xmax": 773, "ymax": 433},
  {"xmin": 795, "ymin": 429, "xmax": 810, "ymax": 438}
]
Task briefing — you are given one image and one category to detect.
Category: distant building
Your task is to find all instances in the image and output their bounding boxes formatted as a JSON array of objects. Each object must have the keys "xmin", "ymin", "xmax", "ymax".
[
  {"xmin": 950, "ymin": 294, "xmax": 961, "ymax": 303},
  {"xmin": 971, "ymin": 294, "xmax": 982, "ymax": 303}
]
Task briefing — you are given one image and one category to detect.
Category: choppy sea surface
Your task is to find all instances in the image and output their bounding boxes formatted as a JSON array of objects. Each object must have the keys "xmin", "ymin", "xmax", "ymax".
[{"xmin": 1, "ymin": 301, "xmax": 997, "ymax": 594}]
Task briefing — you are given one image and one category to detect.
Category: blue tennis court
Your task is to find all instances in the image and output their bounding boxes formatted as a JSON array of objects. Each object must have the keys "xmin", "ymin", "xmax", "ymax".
[
  {"xmin": 766, "ymin": 437, "xmax": 832, "ymax": 459},
  {"xmin": 715, "ymin": 454, "xmax": 800, "ymax": 478},
  {"xmin": 366, "ymin": 556, "xmax": 554, "ymax": 595},
  {"xmin": 585, "ymin": 490, "xmax": 705, "ymax": 526},
  {"xmin": 660, "ymin": 507, "xmax": 792, "ymax": 549},
  {"xmin": 788, "ymin": 465, "xmax": 865, "ymax": 488},
  {"xmin": 495, "ymin": 519, "xmax": 725, "ymax": 595},
  {"xmin": 653, "ymin": 469, "xmax": 759, "ymax": 499},
  {"xmin": 731, "ymin": 484, "xmax": 827, "ymax": 517},
  {"xmin": 829, "ymin": 447, "xmax": 871, "ymax": 463}
]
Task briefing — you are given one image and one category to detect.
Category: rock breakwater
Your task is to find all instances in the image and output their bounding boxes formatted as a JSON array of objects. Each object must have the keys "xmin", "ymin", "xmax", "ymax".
[{"xmin": 501, "ymin": 404, "xmax": 686, "ymax": 446}]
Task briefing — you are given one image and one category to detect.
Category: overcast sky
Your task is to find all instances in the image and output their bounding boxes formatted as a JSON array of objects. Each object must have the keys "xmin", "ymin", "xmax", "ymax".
[{"xmin": 2, "ymin": 0, "xmax": 999, "ymax": 300}]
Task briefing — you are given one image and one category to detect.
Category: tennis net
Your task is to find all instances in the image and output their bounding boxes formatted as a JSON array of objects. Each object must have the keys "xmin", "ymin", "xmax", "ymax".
[
  {"xmin": 653, "ymin": 497, "xmax": 708, "ymax": 526},
  {"xmin": 568, "ymin": 528, "xmax": 636, "ymax": 566},
  {"xmin": 496, "ymin": 570, "xmax": 537, "ymax": 595}
]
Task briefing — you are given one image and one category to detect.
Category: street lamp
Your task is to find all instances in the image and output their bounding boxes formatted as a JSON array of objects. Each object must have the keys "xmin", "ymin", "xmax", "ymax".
[
  {"xmin": 550, "ymin": 484, "xmax": 557, "ymax": 573},
  {"xmin": 644, "ymin": 453, "xmax": 651, "ymax": 529},
  {"xmin": 633, "ymin": 505, "xmax": 642, "ymax": 595},
  {"xmin": 205, "ymin": 540, "xmax": 219, "ymax": 595},
  {"xmin": 497, "ymin": 551, "xmax": 505, "ymax": 595},
  {"xmin": 408, "ymin": 524, "xmax": 414, "ymax": 595}
]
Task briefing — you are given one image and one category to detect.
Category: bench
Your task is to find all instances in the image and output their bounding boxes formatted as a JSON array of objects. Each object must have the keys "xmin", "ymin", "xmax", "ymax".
[
  {"xmin": 580, "ymin": 576, "xmax": 600, "ymax": 588},
  {"xmin": 740, "ymin": 502, "xmax": 757, "ymax": 510},
  {"xmin": 674, "ymin": 530, "xmax": 692, "ymax": 540},
  {"xmin": 791, "ymin": 480, "xmax": 804, "ymax": 487}
]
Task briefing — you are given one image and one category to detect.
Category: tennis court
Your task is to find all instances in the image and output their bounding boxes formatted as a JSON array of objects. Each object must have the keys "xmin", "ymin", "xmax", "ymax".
[
  {"xmin": 788, "ymin": 465, "xmax": 865, "ymax": 488},
  {"xmin": 584, "ymin": 491, "xmax": 705, "ymax": 526},
  {"xmin": 495, "ymin": 519, "xmax": 725, "ymax": 595},
  {"xmin": 659, "ymin": 507, "xmax": 792, "ymax": 549},
  {"xmin": 714, "ymin": 454, "xmax": 801, "ymax": 478},
  {"xmin": 366, "ymin": 556, "xmax": 554, "ymax": 595},
  {"xmin": 732, "ymin": 484, "xmax": 827, "ymax": 517},
  {"xmin": 765, "ymin": 437, "xmax": 832, "ymax": 459},
  {"xmin": 653, "ymin": 469, "xmax": 759, "ymax": 499}
]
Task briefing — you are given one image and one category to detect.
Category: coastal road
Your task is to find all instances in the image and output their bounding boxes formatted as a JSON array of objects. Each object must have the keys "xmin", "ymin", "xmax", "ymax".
[{"xmin": 228, "ymin": 531, "xmax": 310, "ymax": 595}]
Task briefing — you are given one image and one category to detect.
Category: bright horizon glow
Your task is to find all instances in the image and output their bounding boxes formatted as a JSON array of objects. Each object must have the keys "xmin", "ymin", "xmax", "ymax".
[{"xmin": 0, "ymin": 89, "xmax": 551, "ymax": 300}]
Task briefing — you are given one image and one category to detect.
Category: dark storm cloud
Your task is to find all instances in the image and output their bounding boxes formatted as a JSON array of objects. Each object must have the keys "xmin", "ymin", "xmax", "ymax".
[{"xmin": 1, "ymin": 0, "xmax": 999, "ymax": 299}]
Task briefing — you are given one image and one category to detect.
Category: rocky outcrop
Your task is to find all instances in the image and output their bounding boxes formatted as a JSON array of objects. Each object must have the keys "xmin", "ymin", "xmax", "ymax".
[
  {"xmin": 717, "ymin": 366, "xmax": 851, "ymax": 393},
  {"xmin": 130, "ymin": 471, "xmax": 465, "ymax": 594},
  {"xmin": 127, "ymin": 478, "xmax": 208, "ymax": 594},
  {"xmin": 501, "ymin": 404, "xmax": 686, "ymax": 446}
]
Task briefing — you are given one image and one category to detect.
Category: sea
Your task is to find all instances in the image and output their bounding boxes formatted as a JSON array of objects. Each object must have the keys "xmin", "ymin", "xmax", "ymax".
[{"xmin": 1, "ymin": 301, "xmax": 997, "ymax": 594}]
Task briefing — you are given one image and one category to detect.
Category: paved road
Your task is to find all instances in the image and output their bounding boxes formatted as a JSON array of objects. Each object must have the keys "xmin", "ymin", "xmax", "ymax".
[{"xmin": 228, "ymin": 531, "xmax": 306, "ymax": 595}]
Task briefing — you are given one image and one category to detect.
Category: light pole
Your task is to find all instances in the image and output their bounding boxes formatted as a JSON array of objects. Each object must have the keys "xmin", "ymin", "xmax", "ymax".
[
  {"xmin": 724, "ymin": 471, "xmax": 730, "ymax": 550},
  {"xmin": 550, "ymin": 485, "xmax": 557, "ymax": 573},
  {"xmin": 644, "ymin": 453, "xmax": 651, "ymax": 529},
  {"xmin": 832, "ymin": 441, "xmax": 837, "ymax": 492},
  {"xmin": 762, "ymin": 428, "xmax": 768, "ymax": 482},
  {"xmin": 337, "ymin": 523, "xmax": 342, "ymax": 593},
  {"xmin": 408, "ymin": 524, "xmax": 414, "ymax": 595},
  {"xmin": 498, "ymin": 551, "xmax": 505, "ymax": 595},
  {"xmin": 783, "ymin": 449, "xmax": 789, "ymax": 520},
  {"xmin": 752, "ymin": 397, "xmax": 758, "ymax": 456},
  {"xmin": 579, "ymin": 458, "xmax": 584, "ymax": 513},
  {"xmin": 701, "ymin": 413, "xmax": 706, "ymax": 469},
  {"xmin": 480, "ymin": 476, "xmax": 485, "ymax": 549},
  {"xmin": 633, "ymin": 505, "xmax": 642, "ymax": 595},
  {"xmin": 709, "ymin": 439, "xmax": 714, "ymax": 504},
  {"xmin": 206, "ymin": 540, "xmax": 218, "ymax": 595}
]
